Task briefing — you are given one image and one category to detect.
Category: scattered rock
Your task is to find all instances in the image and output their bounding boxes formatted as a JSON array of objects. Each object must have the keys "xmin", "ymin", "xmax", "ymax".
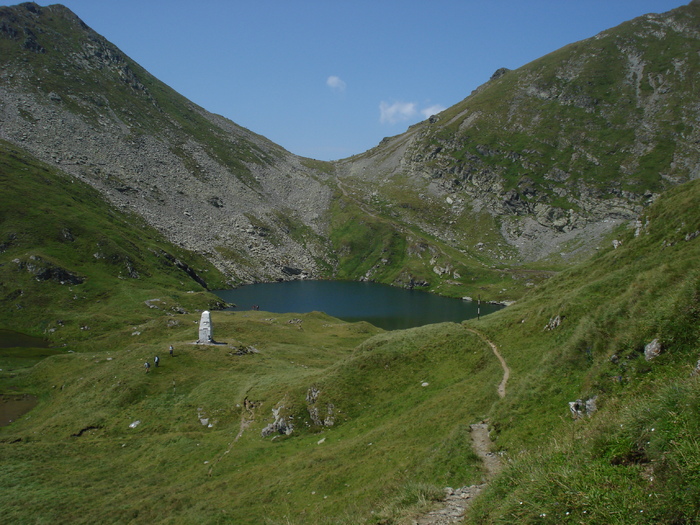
[
  {"xmin": 306, "ymin": 386, "xmax": 335, "ymax": 428},
  {"xmin": 129, "ymin": 420, "xmax": 140, "ymax": 429},
  {"xmin": 644, "ymin": 338, "xmax": 662, "ymax": 361},
  {"xmin": 634, "ymin": 219, "xmax": 643, "ymax": 237},
  {"xmin": 230, "ymin": 345, "xmax": 258, "ymax": 356},
  {"xmin": 490, "ymin": 67, "xmax": 510, "ymax": 80},
  {"xmin": 691, "ymin": 359, "xmax": 700, "ymax": 376},
  {"xmin": 261, "ymin": 405, "xmax": 294, "ymax": 437},
  {"xmin": 569, "ymin": 396, "xmax": 598, "ymax": 419},
  {"xmin": 544, "ymin": 315, "xmax": 563, "ymax": 331},
  {"xmin": 14, "ymin": 255, "xmax": 84, "ymax": 284}
]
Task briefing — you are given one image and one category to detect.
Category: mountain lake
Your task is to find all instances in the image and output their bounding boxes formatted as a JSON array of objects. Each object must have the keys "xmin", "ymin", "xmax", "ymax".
[{"xmin": 213, "ymin": 280, "xmax": 504, "ymax": 331}]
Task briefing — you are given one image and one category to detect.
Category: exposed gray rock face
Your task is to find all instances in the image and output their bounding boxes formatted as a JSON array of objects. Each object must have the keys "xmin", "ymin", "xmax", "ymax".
[
  {"xmin": 0, "ymin": 85, "xmax": 333, "ymax": 283},
  {"xmin": 543, "ymin": 315, "xmax": 563, "ymax": 331},
  {"xmin": 261, "ymin": 405, "xmax": 294, "ymax": 437},
  {"xmin": 306, "ymin": 386, "xmax": 335, "ymax": 428}
]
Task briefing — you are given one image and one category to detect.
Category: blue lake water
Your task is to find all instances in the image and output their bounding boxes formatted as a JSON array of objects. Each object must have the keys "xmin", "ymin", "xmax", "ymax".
[{"xmin": 213, "ymin": 281, "xmax": 502, "ymax": 330}]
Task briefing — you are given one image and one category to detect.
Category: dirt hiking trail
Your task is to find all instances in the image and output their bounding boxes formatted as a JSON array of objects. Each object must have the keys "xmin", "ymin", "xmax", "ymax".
[
  {"xmin": 412, "ymin": 329, "xmax": 508, "ymax": 524},
  {"xmin": 464, "ymin": 328, "xmax": 509, "ymax": 398}
]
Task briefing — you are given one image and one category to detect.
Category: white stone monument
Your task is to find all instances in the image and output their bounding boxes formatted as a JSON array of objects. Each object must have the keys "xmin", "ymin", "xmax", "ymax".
[{"xmin": 198, "ymin": 310, "xmax": 213, "ymax": 343}]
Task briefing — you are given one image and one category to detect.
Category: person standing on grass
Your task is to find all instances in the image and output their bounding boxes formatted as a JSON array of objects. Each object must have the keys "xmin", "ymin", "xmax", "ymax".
[
  {"xmin": 169, "ymin": 345, "xmax": 174, "ymax": 357},
  {"xmin": 144, "ymin": 361, "xmax": 150, "ymax": 373},
  {"xmin": 154, "ymin": 355, "xmax": 160, "ymax": 367}
]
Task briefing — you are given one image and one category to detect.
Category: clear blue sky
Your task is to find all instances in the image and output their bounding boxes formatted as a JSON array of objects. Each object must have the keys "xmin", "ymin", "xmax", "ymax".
[{"xmin": 23, "ymin": 1, "xmax": 690, "ymax": 160}]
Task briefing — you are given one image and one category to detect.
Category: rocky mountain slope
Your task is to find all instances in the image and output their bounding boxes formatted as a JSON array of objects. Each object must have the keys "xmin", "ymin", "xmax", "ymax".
[
  {"xmin": 2, "ymin": 2, "xmax": 700, "ymax": 298},
  {"xmin": 335, "ymin": 0, "xmax": 700, "ymax": 263},
  {"xmin": 0, "ymin": 2, "xmax": 334, "ymax": 284}
]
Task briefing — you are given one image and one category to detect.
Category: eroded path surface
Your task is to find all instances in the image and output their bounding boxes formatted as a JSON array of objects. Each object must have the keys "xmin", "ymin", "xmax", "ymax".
[
  {"xmin": 413, "ymin": 422, "xmax": 501, "ymax": 525},
  {"xmin": 464, "ymin": 328, "xmax": 509, "ymax": 398},
  {"xmin": 412, "ymin": 329, "xmax": 508, "ymax": 524}
]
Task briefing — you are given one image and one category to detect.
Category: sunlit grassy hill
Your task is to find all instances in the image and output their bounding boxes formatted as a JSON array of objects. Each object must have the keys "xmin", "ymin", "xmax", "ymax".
[
  {"xmin": 0, "ymin": 1, "xmax": 699, "ymax": 523},
  {"xmin": 0, "ymin": 308, "xmax": 501, "ymax": 524}
]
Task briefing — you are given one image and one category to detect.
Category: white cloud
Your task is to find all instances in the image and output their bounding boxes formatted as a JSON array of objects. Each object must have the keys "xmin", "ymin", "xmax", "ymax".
[
  {"xmin": 326, "ymin": 75, "xmax": 346, "ymax": 91},
  {"xmin": 379, "ymin": 101, "xmax": 417, "ymax": 124},
  {"xmin": 421, "ymin": 104, "xmax": 446, "ymax": 119},
  {"xmin": 379, "ymin": 101, "xmax": 446, "ymax": 125}
]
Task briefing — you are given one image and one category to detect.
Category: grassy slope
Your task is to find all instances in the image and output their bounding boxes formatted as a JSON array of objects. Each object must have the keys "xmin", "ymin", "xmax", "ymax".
[
  {"xmin": 465, "ymin": 179, "xmax": 700, "ymax": 523},
  {"xmin": 0, "ymin": 140, "xmax": 227, "ymax": 344},
  {"xmin": 0, "ymin": 310, "xmax": 502, "ymax": 524},
  {"xmin": 0, "ymin": 4, "xmax": 698, "ymax": 523},
  {"xmin": 327, "ymin": 178, "xmax": 546, "ymax": 301},
  {"xmin": 0, "ymin": 142, "xmax": 503, "ymax": 523}
]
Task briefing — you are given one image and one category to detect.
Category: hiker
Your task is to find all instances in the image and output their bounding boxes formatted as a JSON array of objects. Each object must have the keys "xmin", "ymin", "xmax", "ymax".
[
  {"xmin": 144, "ymin": 361, "xmax": 150, "ymax": 373},
  {"xmin": 154, "ymin": 355, "xmax": 160, "ymax": 367},
  {"xmin": 169, "ymin": 345, "xmax": 174, "ymax": 357}
]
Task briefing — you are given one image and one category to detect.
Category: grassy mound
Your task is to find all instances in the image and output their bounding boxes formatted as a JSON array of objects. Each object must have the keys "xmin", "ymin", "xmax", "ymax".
[{"xmin": 0, "ymin": 310, "xmax": 504, "ymax": 524}]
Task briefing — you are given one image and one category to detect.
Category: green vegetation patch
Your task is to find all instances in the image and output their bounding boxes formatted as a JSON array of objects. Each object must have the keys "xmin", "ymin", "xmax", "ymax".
[{"xmin": 0, "ymin": 140, "xmax": 227, "ymax": 340}]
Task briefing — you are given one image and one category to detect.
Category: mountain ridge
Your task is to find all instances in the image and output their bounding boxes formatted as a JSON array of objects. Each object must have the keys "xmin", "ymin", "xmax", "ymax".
[{"xmin": 2, "ymin": 1, "xmax": 700, "ymax": 296}]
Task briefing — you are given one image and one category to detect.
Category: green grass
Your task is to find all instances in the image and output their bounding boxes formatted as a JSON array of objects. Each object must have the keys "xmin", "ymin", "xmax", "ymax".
[
  {"xmin": 0, "ymin": 145, "xmax": 698, "ymax": 525},
  {"xmin": 0, "ymin": 312, "xmax": 500, "ymax": 524},
  {"xmin": 327, "ymin": 176, "xmax": 543, "ymax": 300},
  {"xmin": 1, "ymin": 3, "xmax": 700, "ymax": 523}
]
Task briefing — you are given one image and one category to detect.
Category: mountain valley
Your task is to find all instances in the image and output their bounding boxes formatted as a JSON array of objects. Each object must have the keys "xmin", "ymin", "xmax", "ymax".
[{"xmin": 0, "ymin": 2, "xmax": 699, "ymax": 524}]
